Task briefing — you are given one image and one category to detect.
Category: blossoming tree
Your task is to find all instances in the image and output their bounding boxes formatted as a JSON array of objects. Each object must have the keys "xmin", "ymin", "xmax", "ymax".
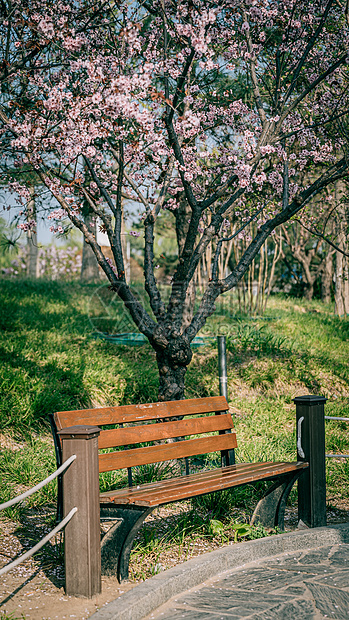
[{"xmin": 3, "ymin": 0, "xmax": 349, "ymax": 400}]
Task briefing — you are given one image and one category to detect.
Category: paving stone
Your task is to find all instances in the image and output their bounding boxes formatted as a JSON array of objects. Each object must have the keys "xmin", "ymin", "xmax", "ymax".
[
  {"xmin": 328, "ymin": 547, "xmax": 349, "ymax": 568},
  {"xmin": 306, "ymin": 582, "xmax": 349, "ymax": 619},
  {"xmin": 151, "ymin": 546, "xmax": 349, "ymax": 619},
  {"xmin": 175, "ymin": 587, "xmax": 289, "ymax": 615},
  {"xmin": 214, "ymin": 567, "xmax": 301, "ymax": 592},
  {"xmin": 306, "ymin": 570, "xmax": 349, "ymax": 589},
  {"xmin": 248, "ymin": 598, "xmax": 318, "ymax": 619},
  {"xmin": 271, "ymin": 584, "xmax": 309, "ymax": 596},
  {"xmin": 151, "ymin": 608, "xmax": 240, "ymax": 619},
  {"xmin": 264, "ymin": 552, "xmax": 304, "ymax": 566},
  {"xmin": 296, "ymin": 547, "xmax": 334, "ymax": 565},
  {"xmin": 267, "ymin": 562, "xmax": 336, "ymax": 574}
]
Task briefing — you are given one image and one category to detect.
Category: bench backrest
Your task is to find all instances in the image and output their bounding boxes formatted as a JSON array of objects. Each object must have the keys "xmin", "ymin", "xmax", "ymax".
[{"xmin": 52, "ymin": 396, "xmax": 237, "ymax": 476}]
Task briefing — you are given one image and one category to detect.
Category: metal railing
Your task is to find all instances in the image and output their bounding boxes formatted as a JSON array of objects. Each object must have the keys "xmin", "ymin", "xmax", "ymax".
[
  {"xmin": 324, "ymin": 415, "xmax": 349, "ymax": 459},
  {"xmin": 0, "ymin": 455, "xmax": 77, "ymax": 576}
]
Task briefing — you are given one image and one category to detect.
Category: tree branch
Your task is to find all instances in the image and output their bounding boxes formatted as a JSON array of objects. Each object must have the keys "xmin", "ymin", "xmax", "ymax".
[
  {"xmin": 113, "ymin": 139, "xmax": 126, "ymax": 279},
  {"xmin": 144, "ymin": 214, "xmax": 166, "ymax": 319},
  {"xmin": 109, "ymin": 145, "xmax": 150, "ymax": 211},
  {"xmin": 294, "ymin": 218, "xmax": 349, "ymax": 257},
  {"xmin": 284, "ymin": 0, "xmax": 336, "ymax": 104},
  {"xmin": 243, "ymin": 12, "xmax": 267, "ymax": 124},
  {"xmin": 186, "ymin": 156, "xmax": 349, "ymax": 339},
  {"xmin": 276, "ymin": 52, "xmax": 348, "ymax": 132}
]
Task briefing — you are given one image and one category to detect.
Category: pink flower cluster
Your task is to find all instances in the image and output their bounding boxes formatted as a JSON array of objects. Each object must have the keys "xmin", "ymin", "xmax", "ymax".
[
  {"xmin": 4, "ymin": 0, "xmax": 348, "ymax": 271},
  {"xmin": 17, "ymin": 220, "xmax": 36, "ymax": 232}
]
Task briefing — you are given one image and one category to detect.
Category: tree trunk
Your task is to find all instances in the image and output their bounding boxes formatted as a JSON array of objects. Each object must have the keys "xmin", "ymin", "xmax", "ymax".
[
  {"xmin": 155, "ymin": 333, "xmax": 193, "ymax": 401},
  {"xmin": 334, "ymin": 201, "xmax": 349, "ymax": 317},
  {"xmin": 175, "ymin": 197, "xmax": 197, "ymax": 329},
  {"xmin": 304, "ymin": 282, "xmax": 314, "ymax": 301},
  {"xmin": 334, "ymin": 250, "xmax": 349, "ymax": 316},
  {"xmin": 182, "ymin": 279, "xmax": 196, "ymax": 330},
  {"xmin": 334, "ymin": 249, "xmax": 345, "ymax": 316},
  {"xmin": 344, "ymin": 257, "xmax": 349, "ymax": 315},
  {"xmin": 157, "ymin": 351, "xmax": 187, "ymax": 401},
  {"xmin": 80, "ymin": 215, "xmax": 100, "ymax": 281},
  {"xmin": 321, "ymin": 250, "xmax": 333, "ymax": 304},
  {"xmin": 27, "ymin": 185, "xmax": 39, "ymax": 279}
]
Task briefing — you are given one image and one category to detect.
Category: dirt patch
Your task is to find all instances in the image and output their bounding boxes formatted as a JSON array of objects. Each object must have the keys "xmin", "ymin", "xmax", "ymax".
[
  {"xmin": 0, "ymin": 435, "xmax": 25, "ymax": 452},
  {"xmin": 0, "ymin": 512, "xmax": 135, "ymax": 620}
]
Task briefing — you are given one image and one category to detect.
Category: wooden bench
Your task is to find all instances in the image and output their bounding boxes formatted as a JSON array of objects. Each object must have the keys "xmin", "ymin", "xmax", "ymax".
[{"xmin": 50, "ymin": 396, "xmax": 308, "ymax": 582}]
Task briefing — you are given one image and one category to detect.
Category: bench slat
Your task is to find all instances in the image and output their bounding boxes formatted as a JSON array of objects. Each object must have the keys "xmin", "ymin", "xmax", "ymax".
[
  {"xmin": 98, "ymin": 433, "xmax": 237, "ymax": 472},
  {"xmin": 100, "ymin": 461, "xmax": 307, "ymax": 506},
  {"xmin": 137, "ymin": 462, "xmax": 303, "ymax": 504},
  {"xmin": 54, "ymin": 396, "xmax": 228, "ymax": 430},
  {"xmin": 101, "ymin": 461, "xmax": 299, "ymax": 498},
  {"xmin": 101, "ymin": 461, "xmax": 272, "ymax": 498},
  {"xmin": 98, "ymin": 414, "xmax": 234, "ymax": 449}
]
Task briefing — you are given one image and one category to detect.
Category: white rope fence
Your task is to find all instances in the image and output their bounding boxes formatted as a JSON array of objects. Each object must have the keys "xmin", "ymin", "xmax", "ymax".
[
  {"xmin": 0, "ymin": 507, "xmax": 77, "ymax": 576},
  {"xmin": 0, "ymin": 455, "xmax": 78, "ymax": 576},
  {"xmin": 0, "ymin": 454, "xmax": 76, "ymax": 511}
]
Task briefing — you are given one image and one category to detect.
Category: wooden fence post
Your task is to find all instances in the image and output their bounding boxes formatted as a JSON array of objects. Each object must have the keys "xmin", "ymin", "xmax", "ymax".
[
  {"xmin": 58, "ymin": 425, "xmax": 101, "ymax": 598},
  {"xmin": 294, "ymin": 395, "xmax": 327, "ymax": 528}
]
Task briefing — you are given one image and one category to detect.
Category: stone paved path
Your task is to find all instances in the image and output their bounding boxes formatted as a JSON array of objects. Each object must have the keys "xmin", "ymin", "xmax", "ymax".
[{"xmin": 149, "ymin": 544, "xmax": 349, "ymax": 619}]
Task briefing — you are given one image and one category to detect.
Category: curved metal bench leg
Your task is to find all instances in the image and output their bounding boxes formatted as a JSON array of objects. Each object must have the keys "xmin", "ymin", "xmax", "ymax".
[
  {"xmin": 100, "ymin": 504, "xmax": 153, "ymax": 582},
  {"xmin": 250, "ymin": 471, "xmax": 303, "ymax": 530}
]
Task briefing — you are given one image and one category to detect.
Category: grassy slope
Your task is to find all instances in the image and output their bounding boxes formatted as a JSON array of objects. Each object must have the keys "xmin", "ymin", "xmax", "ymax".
[{"xmin": 0, "ymin": 280, "xmax": 348, "ymax": 516}]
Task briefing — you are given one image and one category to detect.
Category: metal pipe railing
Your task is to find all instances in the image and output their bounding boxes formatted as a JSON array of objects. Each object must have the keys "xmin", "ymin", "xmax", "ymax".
[
  {"xmin": 217, "ymin": 335, "xmax": 228, "ymax": 401},
  {"xmin": 325, "ymin": 416, "xmax": 349, "ymax": 422},
  {"xmin": 326, "ymin": 454, "xmax": 349, "ymax": 459},
  {"xmin": 324, "ymin": 415, "xmax": 349, "ymax": 459}
]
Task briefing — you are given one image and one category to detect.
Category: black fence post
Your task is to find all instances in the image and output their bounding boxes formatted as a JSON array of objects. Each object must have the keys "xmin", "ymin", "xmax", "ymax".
[{"xmin": 294, "ymin": 395, "xmax": 327, "ymax": 528}]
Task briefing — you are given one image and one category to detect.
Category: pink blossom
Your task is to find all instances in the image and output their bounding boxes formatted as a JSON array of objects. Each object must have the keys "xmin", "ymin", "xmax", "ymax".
[
  {"xmin": 106, "ymin": 257, "xmax": 117, "ymax": 274},
  {"xmin": 48, "ymin": 209, "xmax": 66, "ymax": 220}
]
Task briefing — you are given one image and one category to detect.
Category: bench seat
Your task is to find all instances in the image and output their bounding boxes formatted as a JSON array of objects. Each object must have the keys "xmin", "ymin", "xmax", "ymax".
[{"xmin": 101, "ymin": 461, "xmax": 308, "ymax": 507}]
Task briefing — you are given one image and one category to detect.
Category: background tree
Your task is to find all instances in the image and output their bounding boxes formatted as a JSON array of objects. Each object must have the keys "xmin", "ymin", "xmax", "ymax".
[
  {"xmin": 3, "ymin": 0, "xmax": 349, "ymax": 399},
  {"xmin": 282, "ymin": 182, "xmax": 349, "ymax": 310},
  {"xmin": 281, "ymin": 219, "xmax": 333, "ymax": 301}
]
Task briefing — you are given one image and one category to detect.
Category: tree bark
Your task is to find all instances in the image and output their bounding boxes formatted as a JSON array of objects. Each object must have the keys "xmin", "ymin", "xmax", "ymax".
[
  {"xmin": 334, "ymin": 201, "xmax": 349, "ymax": 316},
  {"xmin": 155, "ymin": 332, "xmax": 193, "ymax": 401},
  {"xmin": 334, "ymin": 248, "xmax": 345, "ymax": 316},
  {"xmin": 175, "ymin": 197, "xmax": 197, "ymax": 329},
  {"xmin": 26, "ymin": 185, "xmax": 39, "ymax": 279},
  {"xmin": 81, "ymin": 215, "xmax": 100, "ymax": 281},
  {"xmin": 344, "ymin": 257, "xmax": 349, "ymax": 315},
  {"xmin": 304, "ymin": 281, "xmax": 314, "ymax": 301},
  {"xmin": 321, "ymin": 250, "xmax": 333, "ymax": 303}
]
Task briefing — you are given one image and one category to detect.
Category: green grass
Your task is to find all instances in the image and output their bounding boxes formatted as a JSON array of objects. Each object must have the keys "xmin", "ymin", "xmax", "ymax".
[
  {"xmin": 0, "ymin": 280, "xmax": 348, "ymax": 580},
  {"xmin": 0, "ymin": 279, "xmax": 159, "ymax": 434},
  {"xmin": 128, "ymin": 508, "xmax": 271, "ymax": 581}
]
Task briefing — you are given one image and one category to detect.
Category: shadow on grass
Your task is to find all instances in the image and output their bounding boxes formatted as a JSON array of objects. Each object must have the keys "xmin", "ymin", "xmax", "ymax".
[
  {"xmin": 0, "ymin": 280, "xmax": 159, "ymax": 433},
  {"xmin": 0, "ymin": 342, "xmax": 90, "ymax": 432}
]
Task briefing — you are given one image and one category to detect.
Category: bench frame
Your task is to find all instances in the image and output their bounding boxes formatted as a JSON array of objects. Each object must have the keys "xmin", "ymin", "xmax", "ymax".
[{"xmin": 50, "ymin": 396, "xmax": 308, "ymax": 583}]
